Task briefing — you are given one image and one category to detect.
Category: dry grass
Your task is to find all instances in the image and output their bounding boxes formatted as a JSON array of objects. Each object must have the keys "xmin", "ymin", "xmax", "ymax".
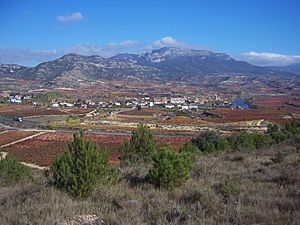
[{"xmin": 0, "ymin": 137, "xmax": 299, "ymax": 225}]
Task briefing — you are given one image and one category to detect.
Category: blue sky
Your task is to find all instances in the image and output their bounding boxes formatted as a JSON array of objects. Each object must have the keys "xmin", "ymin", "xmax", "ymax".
[{"xmin": 1, "ymin": 0, "xmax": 300, "ymax": 66}]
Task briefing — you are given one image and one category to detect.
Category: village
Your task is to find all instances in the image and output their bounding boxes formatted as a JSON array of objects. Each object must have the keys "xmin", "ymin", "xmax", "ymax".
[{"xmin": 0, "ymin": 88, "xmax": 238, "ymax": 111}]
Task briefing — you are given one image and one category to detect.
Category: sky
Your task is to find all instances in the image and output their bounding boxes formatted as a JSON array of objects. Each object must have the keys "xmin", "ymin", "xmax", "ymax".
[{"xmin": 0, "ymin": 0, "xmax": 300, "ymax": 66}]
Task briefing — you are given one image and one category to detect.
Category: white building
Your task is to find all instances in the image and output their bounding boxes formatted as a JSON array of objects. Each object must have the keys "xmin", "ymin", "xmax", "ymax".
[
  {"xmin": 189, "ymin": 105, "xmax": 198, "ymax": 110},
  {"xmin": 181, "ymin": 105, "xmax": 189, "ymax": 110},
  {"xmin": 164, "ymin": 104, "xmax": 175, "ymax": 109},
  {"xmin": 170, "ymin": 97, "xmax": 186, "ymax": 104}
]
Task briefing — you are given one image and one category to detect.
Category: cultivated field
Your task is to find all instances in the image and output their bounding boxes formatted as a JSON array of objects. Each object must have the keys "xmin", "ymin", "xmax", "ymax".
[
  {"xmin": 3, "ymin": 132, "xmax": 190, "ymax": 166},
  {"xmin": 253, "ymin": 96, "xmax": 300, "ymax": 109},
  {"xmin": 0, "ymin": 130, "xmax": 38, "ymax": 146},
  {"xmin": 0, "ymin": 104, "xmax": 31, "ymax": 111},
  {"xmin": 118, "ymin": 108, "xmax": 168, "ymax": 117},
  {"xmin": 0, "ymin": 107, "xmax": 93, "ymax": 117},
  {"xmin": 206, "ymin": 108, "xmax": 298, "ymax": 124}
]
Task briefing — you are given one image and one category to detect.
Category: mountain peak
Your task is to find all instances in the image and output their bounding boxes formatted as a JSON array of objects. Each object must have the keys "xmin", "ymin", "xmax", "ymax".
[{"xmin": 140, "ymin": 47, "xmax": 231, "ymax": 63}]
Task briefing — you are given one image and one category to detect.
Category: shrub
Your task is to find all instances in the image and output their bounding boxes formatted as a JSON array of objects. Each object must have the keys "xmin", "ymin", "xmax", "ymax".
[
  {"xmin": 228, "ymin": 131, "xmax": 273, "ymax": 151},
  {"xmin": 268, "ymin": 121, "xmax": 300, "ymax": 143},
  {"xmin": 191, "ymin": 131, "xmax": 232, "ymax": 153},
  {"xmin": 191, "ymin": 131, "xmax": 220, "ymax": 152},
  {"xmin": 252, "ymin": 133, "xmax": 272, "ymax": 149},
  {"xmin": 0, "ymin": 154, "xmax": 32, "ymax": 186},
  {"xmin": 283, "ymin": 121, "xmax": 300, "ymax": 137},
  {"xmin": 203, "ymin": 143, "xmax": 217, "ymax": 153},
  {"xmin": 267, "ymin": 123, "xmax": 279, "ymax": 134},
  {"xmin": 120, "ymin": 124, "xmax": 156, "ymax": 163},
  {"xmin": 180, "ymin": 142, "xmax": 198, "ymax": 156},
  {"xmin": 179, "ymin": 142, "xmax": 198, "ymax": 168},
  {"xmin": 228, "ymin": 132, "xmax": 256, "ymax": 151},
  {"xmin": 119, "ymin": 140, "xmax": 136, "ymax": 163},
  {"xmin": 147, "ymin": 146, "xmax": 194, "ymax": 188},
  {"xmin": 215, "ymin": 138, "xmax": 231, "ymax": 151},
  {"xmin": 271, "ymin": 130, "xmax": 290, "ymax": 143},
  {"xmin": 51, "ymin": 130, "xmax": 117, "ymax": 198}
]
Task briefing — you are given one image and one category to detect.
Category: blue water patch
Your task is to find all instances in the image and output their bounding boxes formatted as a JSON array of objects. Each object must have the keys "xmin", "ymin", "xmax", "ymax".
[{"xmin": 231, "ymin": 99, "xmax": 250, "ymax": 109}]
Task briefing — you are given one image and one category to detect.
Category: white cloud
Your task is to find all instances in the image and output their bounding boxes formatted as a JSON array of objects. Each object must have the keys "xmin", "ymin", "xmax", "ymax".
[
  {"xmin": 65, "ymin": 40, "xmax": 140, "ymax": 57},
  {"xmin": 56, "ymin": 12, "xmax": 83, "ymax": 23},
  {"xmin": 119, "ymin": 40, "xmax": 139, "ymax": 48},
  {"xmin": 152, "ymin": 36, "xmax": 183, "ymax": 48},
  {"xmin": 240, "ymin": 51, "xmax": 300, "ymax": 66},
  {"xmin": 145, "ymin": 36, "xmax": 209, "ymax": 51}
]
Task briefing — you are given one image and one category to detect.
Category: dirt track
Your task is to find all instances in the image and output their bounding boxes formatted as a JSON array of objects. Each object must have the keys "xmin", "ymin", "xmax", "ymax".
[{"xmin": 0, "ymin": 131, "xmax": 49, "ymax": 170}]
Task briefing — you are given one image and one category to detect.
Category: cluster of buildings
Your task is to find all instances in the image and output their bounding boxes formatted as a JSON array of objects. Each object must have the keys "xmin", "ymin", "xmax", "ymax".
[
  {"xmin": 1, "ymin": 90, "xmax": 233, "ymax": 112},
  {"xmin": 0, "ymin": 93, "xmax": 33, "ymax": 104},
  {"xmin": 48, "ymin": 96, "xmax": 202, "ymax": 110}
]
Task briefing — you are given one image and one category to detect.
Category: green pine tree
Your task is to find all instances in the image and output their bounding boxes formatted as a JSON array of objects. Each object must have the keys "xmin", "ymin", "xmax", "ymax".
[
  {"xmin": 147, "ymin": 146, "xmax": 194, "ymax": 188},
  {"xmin": 51, "ymin": 130, "xmax": 115, "ymax": 198},
  {"xmin": 120, "ymin": 124, "xmax": 156, "ymax": 163}
]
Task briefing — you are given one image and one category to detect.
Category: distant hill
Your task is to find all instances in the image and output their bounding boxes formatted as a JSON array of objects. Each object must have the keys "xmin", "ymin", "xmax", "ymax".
[
  {"xmin": 267, "ymin": 62, "xmax": 300, "ymax": 75},
  {"xmin": 0, "ymin": 47, "xmax": 298, "ymax": 85},
  {"xmin": 0, "ymin": 63, "xmax": 27, "ymax": 78}
]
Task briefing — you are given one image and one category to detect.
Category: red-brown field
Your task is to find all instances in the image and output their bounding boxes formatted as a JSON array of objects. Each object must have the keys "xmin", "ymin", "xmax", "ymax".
[
  {"xmin": 253, "ymin": 96, "xmax": 300, "ymax": 109},
  {"xmin": 0, "ymin": 104, "xmax": 31, "ymax": 111},
  {"xmin": 0, "ymin": 131, "xmax": 38, "ymax": 146},
  {"xmin": 118, "ymin": 108, "xmax": 168, "ymax": 116},
  {"xmin": 3, "ymin": 132, "xmax": 190, "ymax": 166},
  {"xmin": 0, "ymin": 107, "xmax": 93, "ymax": 117},
  {"xmin": 206, "ymin": 108, "xmax": 296, "ymax": 124},
  {"xmin": 159, "ymin": 116, "xmax": 205, "ymax": 125}
]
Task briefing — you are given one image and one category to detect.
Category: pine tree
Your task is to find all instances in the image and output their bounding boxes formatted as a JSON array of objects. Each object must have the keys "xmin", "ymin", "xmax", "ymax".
[
  {"xmin": 120, "ymin": 124, "xmax": 156, "ymax": 163},
  {"xmin": 51, "ymin": 130, "xmax": 113, "ymax": 197},
  {"xmin": 147, "ymin": 146, "xmax": 194, "ymax": 188}
]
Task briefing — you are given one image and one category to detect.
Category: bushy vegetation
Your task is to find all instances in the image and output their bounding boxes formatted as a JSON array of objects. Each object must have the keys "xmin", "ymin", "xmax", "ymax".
[
  {"xmin": 192, "ymin": 121, "xmax": 300, "ymax": 153},
  {"xmin": 33, "ymin": 92, "xmax": 61, "ymax": 105},
  {"xmin": 268, "ymin": 121, "xmax": 300, "ymax": 143},
  {"xmin": 146, "ymin": 146, "xmax": 195, "ymax": 188},
  {"xmin": 228, "ymin": 131, "xmax": 272, "ymax": 151},
  {"xmin": 120, "ymin": 124, "xmax": 197, "ymax": 188},
  {"xmin": 191, "ymin": 131, "xmax": 231, "ymax": 153},
  {"xmin": 50, "ymin": 130, "xmax": 117, "ymax": 198},
  {"xmin": 0, "ymin": 153, "xmax": 32, "ymax": 186},
  {"xmin": 120, "ymin": 123, "xmax": 156, "ymax": 163}
]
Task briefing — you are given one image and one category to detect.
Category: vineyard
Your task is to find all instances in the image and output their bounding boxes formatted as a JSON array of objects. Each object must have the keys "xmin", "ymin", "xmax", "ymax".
[
  {"xmin": 118, "ymin": 108, "xmax": 168, "ymax": 116},
  {"xmin": 253, "ymin": 96, "xmax": 300, "ymax": 110},
  {"xmin": 206, "ymin": 108, "xmax": 296, "ymax": 124},
  {"xmin": 0, "ymin": 107, "xmax": 93, "ymax": 117},
  {"xmin": 3, "ymin": 132, "xmax": 190, "ymax": 166},
  {"xmin": 0, "ymin": 131, "xmax": 38, "ymax": 146},
  {"xmin": 0, "ymin": 104, "xmax": 31, "ymax": 111},
  {"xmin": 159, "ymin": 116, "xmax": 206, "ymax": 125}
]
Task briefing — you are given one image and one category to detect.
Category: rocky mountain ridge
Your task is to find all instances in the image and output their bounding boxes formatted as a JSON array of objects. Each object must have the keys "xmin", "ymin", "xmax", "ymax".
[{"xmin": 0, "ymin": 47, "xmax": 298, "ymax": 86}]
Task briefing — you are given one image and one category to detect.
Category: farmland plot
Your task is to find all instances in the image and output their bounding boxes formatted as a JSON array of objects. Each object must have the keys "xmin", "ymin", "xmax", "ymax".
[
  {"xmin": 0, "ymin": 131, "xmax": 38, "ymax": 146},
  {"xmin": 4, "ymin": 132, "xmax": 190, "ymax": 166}
]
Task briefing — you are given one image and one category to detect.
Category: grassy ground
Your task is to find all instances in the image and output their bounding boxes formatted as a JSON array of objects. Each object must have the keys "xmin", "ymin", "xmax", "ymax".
[{"xmin": 0, "ymin": 137, "xmax": 299, "ymax": 225}]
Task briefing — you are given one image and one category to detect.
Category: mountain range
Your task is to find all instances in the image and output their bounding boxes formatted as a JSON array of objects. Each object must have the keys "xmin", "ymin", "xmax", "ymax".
[{"xmin": 1, "ymin": 47, "xmax": 299, "ymax": 85}]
